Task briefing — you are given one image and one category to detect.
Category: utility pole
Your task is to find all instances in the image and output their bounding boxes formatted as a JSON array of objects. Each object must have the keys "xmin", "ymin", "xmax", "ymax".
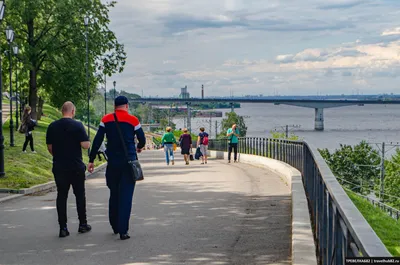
[
  {"xmin": 379, "ymin": 142, "xmax": 385, "ymax": 202},
  {"xmin": 285, "ymin": 125, "xmax": 289, "ymax": 139},
  {"xmin": 215, "ymin": 120, "xmax": 218, "ymax": 138},
  {"xmin": 209, "ymin": 113, "xmax": 212, "ymax": 138},
  {"xmin": 186, "ymin": 102, "xmax": 192, "ymax": 133}
]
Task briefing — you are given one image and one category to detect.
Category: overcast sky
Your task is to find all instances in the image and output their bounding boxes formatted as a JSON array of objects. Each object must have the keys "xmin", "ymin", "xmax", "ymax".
[{"xmin": 106, "ymin": 0, "xmax": 400, "ymax": 97}]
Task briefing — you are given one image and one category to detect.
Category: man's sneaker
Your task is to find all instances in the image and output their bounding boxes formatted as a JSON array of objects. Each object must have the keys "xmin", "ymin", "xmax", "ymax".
[
  {"xmin": 32, "ymin": 151, "xmax": 37, "ymax": 154},
  {"xmin": 78, "ymin": 224, "xmax": 92, "ymax": 234},
  {"xmin": 120, "ymin": 233, "xmax": 131, "ymax": 240},
  {"xmin": 22, "ymin": 150, "xmax": 27, "ymax": 153},
  {"xmin": 59, "ymin": 227, "xmax": 70, "ymax": 238}
]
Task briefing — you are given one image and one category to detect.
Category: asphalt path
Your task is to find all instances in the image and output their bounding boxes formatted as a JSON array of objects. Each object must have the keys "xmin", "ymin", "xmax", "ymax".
[{"xmin": 0, "ymin": 150, "xmax": 291, "ymax": 265}]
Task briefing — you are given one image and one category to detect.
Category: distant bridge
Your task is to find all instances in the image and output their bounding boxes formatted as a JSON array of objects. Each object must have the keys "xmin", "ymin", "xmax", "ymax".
[{"xmin": 130, "ymin": 97, "xmax": 400, "ymax": 131}]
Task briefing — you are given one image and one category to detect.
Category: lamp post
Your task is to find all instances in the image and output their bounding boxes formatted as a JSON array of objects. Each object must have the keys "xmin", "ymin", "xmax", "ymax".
[
  {"xmin": 104, "ymin": 73, "xmax": 107, "ymax": 115},
  {"xmin": 6, "ymin": 25, "xmax": 15, "ymax": 147},
  {"xmin": 0, "ymin": 1, "xmax": 6, "ymax": 177},
  {"xmin": 113, "ymin": 81, "xmax": 116, "ymax": 100},
  {"xmin": 13, "ymin": 45, "xmax": 18, "ymax": 131},
  {"xmin": 84, "ymin": 16, "xmax": 90, "ymax": 143}
]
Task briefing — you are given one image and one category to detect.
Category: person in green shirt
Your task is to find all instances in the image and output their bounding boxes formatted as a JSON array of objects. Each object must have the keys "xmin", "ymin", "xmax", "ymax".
[
  {"xmin": 161, "ymin": 127, "xmax": 177, "ymax": 165},
  {"xmin": 226, "ymin": 124, "xmax": 240, "ymax": 163}
]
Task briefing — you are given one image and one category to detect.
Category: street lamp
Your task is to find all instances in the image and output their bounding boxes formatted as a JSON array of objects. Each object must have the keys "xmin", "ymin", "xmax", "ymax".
[
  {"xmin": 13, "ymin": 45, "xmax": 18, "ymax": 131},
  {"xmin": 84, "ymin": 16, "xmax": 90, "ymax": 143},
  {"xmin": 113, "ymin": 81, "xmax": 116, "ymax": 99},
  {"xmin": 6, "ymin": 25, "xmax": 15, "ymax": 147},
  {"xmin": 0, "ymin": 1, "xmax": 6, "ymax": 177},
  {"xmin": 104, "ymin": 74, "xmax": 107, "ymax": 115}
]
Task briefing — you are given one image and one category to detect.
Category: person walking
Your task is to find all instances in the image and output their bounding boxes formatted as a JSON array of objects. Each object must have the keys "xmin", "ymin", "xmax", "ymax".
[
  {"xmin": 197, "ymin": 127, "xmax": 209, "ymax": 164},
  {"xmin": 179, "ymin": 128, "xmax": 192, "ymax": 165},
  {"xmin": 21, "ymin": 106, "xmax": 37, "ymax": 153},
  {"xmin": 46, "ymin": 101, "xmax": 92, "ymax": 238},
  {"xmin": 227, "ymin": 124, "xmax": 240, "ymax": 163},
  {"xmin": 161, "ymin": 127, "xmax": 177, "ymax": 165},
  {"xmin": 88, "ymin": 96, "xmax": 146, "ymax": 240}
]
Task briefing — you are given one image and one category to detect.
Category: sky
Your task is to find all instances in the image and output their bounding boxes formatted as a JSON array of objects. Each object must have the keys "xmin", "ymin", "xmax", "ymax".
[{"xmin": 106, "ymin": 0, "xmax": 400, "ymax": 97}]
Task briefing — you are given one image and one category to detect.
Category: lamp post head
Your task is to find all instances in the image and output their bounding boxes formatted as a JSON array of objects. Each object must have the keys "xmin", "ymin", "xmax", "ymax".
[
  {"xmin": 5, "ymin": 26, "xmax": 14, "ymax": 43},
  {"xmin": 13, "ymin": 45, "xmax": 18, "ymax": 55},
  {"xmin": 0, "ymin": 1, "xmax": 5, "ymax": 21},
  {"xmin": 84, "ymin": 16, "xmax": 89, "ymax": 26},
  {"xmin": 113, "ymin": 81, "xmax": 116, "ymax": 87}
]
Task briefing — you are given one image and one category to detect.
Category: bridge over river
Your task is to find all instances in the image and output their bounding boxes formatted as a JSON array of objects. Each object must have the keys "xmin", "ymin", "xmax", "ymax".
[
  {"xmin": 130, "ymin": 97, "xmax": 400, "ymax": 131},
  {"xmin": 0, "ymin": 138, "xmax": 392, "ymax": 265}
]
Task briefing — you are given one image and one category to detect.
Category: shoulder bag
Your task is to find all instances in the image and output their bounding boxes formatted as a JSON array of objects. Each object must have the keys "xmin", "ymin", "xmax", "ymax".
[{"xmin": 113, "ymin": 113, "xmax": 144, "ymax": 181}]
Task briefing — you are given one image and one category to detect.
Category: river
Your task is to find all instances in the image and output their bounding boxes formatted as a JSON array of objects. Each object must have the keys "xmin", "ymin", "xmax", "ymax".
[{"xmin": 173, "ymin": 103, "xmax": 400, "ymax": 151}]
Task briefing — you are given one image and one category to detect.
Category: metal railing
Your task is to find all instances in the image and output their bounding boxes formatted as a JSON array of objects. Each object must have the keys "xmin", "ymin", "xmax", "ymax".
[{"xmin": 208, "ymin": 138, "xmax": 392, "ymax": 265}]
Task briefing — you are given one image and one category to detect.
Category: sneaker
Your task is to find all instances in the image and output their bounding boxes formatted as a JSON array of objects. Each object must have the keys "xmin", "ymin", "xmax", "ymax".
[
  {"xmin": 32, "ymin": 151, "xmax": 37, "ymax": 154},
  {"xmin": 234, "ymin": 160, "xmax": 238, "ymax": 163},
  {"xmin": 172, "ymin": 160, "xmax": 174, "ymax": 165},
  {"xmin": 78, "ymin": 223, "xmax": 92, "ymax": 234},
  {"xmin": 22, "ymin": 150, "xmax": 27, "ymax": 153},
  {"xmin": 59, "ymin": 227, "xmax": 70, "ymax": 238},
  {"xmin": 228, "ymin": 160, "xmax": 231, "ymax": 163}
]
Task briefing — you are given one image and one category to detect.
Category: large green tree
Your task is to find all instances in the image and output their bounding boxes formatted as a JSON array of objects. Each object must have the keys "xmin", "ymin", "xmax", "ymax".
[
  {"xmin": 382, "ymin": 149, "xmax": 400, "ymax": 208},
  {"xmin": 319, "ymin": 141, "xmax": 380, "ymax": 194},
  {"xmin": 3, "ymin": 0, "xmax": 126, "ymax": 118}
]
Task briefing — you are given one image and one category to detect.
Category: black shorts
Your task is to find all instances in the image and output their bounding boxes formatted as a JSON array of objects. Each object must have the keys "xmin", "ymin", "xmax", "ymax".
[{"xmin": 181, "ymin": 148, "xmax": 190, "ymax": 155}]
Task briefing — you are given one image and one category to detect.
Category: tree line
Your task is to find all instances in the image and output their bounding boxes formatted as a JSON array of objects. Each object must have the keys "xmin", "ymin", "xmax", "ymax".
[{"xmin": 1, "ymin": 0, "xmax": 125, "ymax": 119}]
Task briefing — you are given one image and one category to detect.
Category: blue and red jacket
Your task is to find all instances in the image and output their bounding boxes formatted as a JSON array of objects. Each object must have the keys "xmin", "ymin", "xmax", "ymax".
[{"xmin": 89, "ymin": 109, "xmax": 146, "ymax": 165}]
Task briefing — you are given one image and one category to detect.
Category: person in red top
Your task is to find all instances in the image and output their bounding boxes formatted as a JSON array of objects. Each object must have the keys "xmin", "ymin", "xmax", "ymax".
[{"xmin": 88, "ymin": 96, "xmax": 146, "ymax": 240}]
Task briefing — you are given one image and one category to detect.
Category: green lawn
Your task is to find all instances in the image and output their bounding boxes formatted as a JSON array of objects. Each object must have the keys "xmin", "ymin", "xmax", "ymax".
[
  {"xmin": 347, "ymin": 191, "xmax": 400, "ymax": 256},
  {"xmin": 0, "ymin": 104, "xmax": 102, "ymax": 190}
]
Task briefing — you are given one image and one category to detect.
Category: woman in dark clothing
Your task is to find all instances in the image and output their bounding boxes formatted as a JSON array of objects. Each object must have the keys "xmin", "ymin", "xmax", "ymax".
[
  {"xmin": 21, "ymin": 106, "xmax": 37, "ymax": 153},
  {"xmin": 179, "ymin": 128, "xmax": 192, "ymax": 165}
]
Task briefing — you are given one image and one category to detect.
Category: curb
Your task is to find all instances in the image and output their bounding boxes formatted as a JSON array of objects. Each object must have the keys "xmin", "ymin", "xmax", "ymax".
[{"xmin": 0, "ymin": 163, "xmax": 108, "ymax": 204}]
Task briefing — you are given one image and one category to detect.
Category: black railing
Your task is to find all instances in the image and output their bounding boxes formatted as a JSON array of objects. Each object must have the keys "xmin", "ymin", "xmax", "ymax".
[{"xmin": 208, "ymin": 138, "xmax": 391, "ymax": 265}]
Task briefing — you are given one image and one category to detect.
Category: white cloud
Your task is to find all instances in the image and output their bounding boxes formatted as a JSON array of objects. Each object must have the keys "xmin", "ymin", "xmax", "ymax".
[{"xmin": 106, "ymin": 0, "xmax": 400, "ymax": 96}]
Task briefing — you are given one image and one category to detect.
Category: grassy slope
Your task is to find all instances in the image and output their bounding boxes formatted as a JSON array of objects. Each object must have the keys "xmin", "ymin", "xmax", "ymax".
[
  {"xmin": 347, "ymin": 191, "xmax": 400, "ymax": 256},
  {"xmin": 0, "ymin": 104, "xmax": 101, "ymax": 190}
]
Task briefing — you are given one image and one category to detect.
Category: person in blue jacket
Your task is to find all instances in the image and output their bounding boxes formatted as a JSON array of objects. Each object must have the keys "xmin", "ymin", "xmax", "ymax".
[{"xmin": 88, "ymin": 96, "xmax": 146, "ymax": 240}]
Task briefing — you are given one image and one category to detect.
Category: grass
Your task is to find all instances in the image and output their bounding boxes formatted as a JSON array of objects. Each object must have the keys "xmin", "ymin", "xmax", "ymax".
[
  {"xmin": 0, "ymin": 104, "xmax": 102, "ymax": 190},
  {"xmin": 347, "ymin": 191, "xmax": 400, "ymax": 256}
]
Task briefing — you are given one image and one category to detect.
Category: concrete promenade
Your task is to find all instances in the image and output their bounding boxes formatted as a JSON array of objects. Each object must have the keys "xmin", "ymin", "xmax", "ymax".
[{"xmin": 0, "ymin": 151, "xmax": 291, "ymax": 265}]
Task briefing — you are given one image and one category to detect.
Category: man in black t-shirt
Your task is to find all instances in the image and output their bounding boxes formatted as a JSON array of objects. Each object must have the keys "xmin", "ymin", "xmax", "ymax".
[{"xmin": 46, "ymin": 101, "xmax": 92, "ymax": 238}]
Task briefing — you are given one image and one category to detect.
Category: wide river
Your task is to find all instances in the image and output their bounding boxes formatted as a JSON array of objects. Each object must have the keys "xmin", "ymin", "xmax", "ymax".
[{"xmin": 173, "ymin": 103, "xmax": 400, "ymax": 151}]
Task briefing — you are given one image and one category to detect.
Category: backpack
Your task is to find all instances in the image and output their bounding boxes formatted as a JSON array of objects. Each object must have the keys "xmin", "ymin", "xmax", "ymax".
[{"xmin": 202, "ymin": 135, "xmax": 209, "ymax": 145}]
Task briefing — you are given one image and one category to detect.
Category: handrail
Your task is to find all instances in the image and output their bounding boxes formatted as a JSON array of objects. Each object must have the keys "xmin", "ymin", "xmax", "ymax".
[{"xmin": 208, "ymin": 138, "xmax": 392, "ymax": 265}]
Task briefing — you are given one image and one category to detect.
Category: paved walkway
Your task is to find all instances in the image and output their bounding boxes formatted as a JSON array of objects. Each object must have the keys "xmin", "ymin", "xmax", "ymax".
[{"xmin": 0, "ymin": 151, "xmax": 291, "ymax": 265}]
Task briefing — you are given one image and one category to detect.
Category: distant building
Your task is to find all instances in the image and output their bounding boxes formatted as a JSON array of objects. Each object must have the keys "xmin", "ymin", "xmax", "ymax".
[{"xmin": 179, "ymin": 86, "xmax": 190, "ymax": 99}]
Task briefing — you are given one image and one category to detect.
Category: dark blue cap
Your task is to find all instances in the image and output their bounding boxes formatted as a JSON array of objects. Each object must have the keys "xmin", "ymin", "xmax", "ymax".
[{"xmin": 114, "ymin": 96, "xmax": 128, "ymax": 106}]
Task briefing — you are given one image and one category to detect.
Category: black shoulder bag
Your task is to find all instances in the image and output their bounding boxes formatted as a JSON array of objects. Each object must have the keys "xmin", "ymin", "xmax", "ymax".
[{"xmin": 113, "ymin": 113, "xmax": 144, "ymax": 181}]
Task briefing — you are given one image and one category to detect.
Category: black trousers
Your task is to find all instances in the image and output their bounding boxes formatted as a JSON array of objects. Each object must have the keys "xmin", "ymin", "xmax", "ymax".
[
  {"xmin": 23, "ymin": 134, "xmax": 34, "ymax": 151},
  {"xmin": 106, "ymin": 164, "xmax": 136, "ymax": 235},
  {"xmin": 228, "ymin": 143, "xmax": 238, "ymax": 161},
  {"xmin": 53, "ymin": 169, "xmax": 87, "ymax": 228}
]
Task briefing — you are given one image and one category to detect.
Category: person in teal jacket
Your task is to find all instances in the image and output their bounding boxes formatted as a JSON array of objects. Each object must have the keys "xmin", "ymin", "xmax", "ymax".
[
  {"xmin": 226, "ymin": 124, "xmax": 240, "ymax": 163},
  {"xmin": 161, "ymin": 127, "xmax": 177, "ymax": 165}
]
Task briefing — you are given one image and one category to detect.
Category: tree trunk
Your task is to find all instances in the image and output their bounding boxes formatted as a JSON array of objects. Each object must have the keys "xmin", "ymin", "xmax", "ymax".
[
  {"xmin": 27, "ymin": 18, "xmax": 39, "ymax": 119},
  {"xmin": 29, "ymin": 69, "xmax": 38, "ymax": 119},
  {"xmin": 37, "ymin": 97, "xmax": 44, "ymax": 120}
]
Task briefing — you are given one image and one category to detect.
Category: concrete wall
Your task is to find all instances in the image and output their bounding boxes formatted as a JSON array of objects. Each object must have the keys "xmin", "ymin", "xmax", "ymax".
[{"xmin": 209, "ymin": 150, "xmax": 317, "ymax": 265}]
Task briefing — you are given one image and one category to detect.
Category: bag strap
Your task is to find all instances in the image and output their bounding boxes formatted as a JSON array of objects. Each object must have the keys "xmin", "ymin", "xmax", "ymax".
[{"xmin": 113, "ymin": 113, "xmax": 130, "ymax": 162}]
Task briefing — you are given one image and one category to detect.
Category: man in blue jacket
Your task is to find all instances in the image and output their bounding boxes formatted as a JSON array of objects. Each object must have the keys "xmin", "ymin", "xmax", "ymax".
[{"xmin": 88, "ymin": 96, "xmax": 146, "ymax": 240}]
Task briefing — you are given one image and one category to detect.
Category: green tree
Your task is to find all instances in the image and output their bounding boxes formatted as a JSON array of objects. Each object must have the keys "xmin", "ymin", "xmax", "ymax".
[
  {"xmin": 319, "ymin": 141, "xmax": 380, "ymax": 194},
  {"xmin": 382, "ymin": 149, "xmax": 400, "ymax": 208},
  {"xmin": 4, "ymin": 0, "xmax": 126, "ymax": 119},
  {"xmin": 219, "ymin": 112, "xmax": 247, "ymax": 138}
]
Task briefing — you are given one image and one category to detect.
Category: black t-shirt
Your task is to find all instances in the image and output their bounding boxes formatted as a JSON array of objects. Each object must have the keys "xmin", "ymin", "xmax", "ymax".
[{"xmin": 46, "ymin": 118, "xmax": 89, "ymax": 171}]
